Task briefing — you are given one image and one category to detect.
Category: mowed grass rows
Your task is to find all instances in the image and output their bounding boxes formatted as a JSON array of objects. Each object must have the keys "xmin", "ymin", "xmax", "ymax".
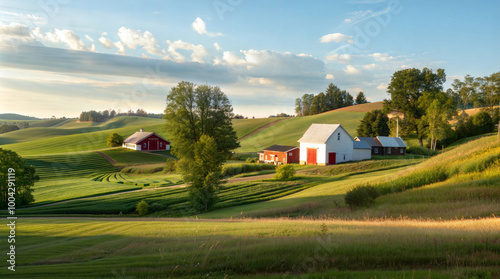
[{"xmin": 1, "ymin": 218, "xmax": 498, "ymax": 278}]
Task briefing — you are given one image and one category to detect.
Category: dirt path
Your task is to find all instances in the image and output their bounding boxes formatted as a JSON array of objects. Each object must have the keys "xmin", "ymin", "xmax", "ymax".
[
  {"xmin": 238, "ymin": 118, "xmax": 286, "ymax": 141},
  {"xmin": 143, "ymin": 151, "xmax": 172, "ymax": 158},
  {"xmin": 95, "ymin": 151, "xmax": 118, "ymax": 165}
]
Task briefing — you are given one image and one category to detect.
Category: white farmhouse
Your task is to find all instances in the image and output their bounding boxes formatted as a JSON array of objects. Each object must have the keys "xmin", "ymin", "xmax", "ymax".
[{"xmin": 298, "ymin": 124, "xmax": 354, "ymax": 165}]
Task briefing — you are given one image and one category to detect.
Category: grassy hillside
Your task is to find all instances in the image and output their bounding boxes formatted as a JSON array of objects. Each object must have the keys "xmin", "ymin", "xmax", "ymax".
[
  {"xmin": 101, "ymin": 148, "xmax": 171, "ymax": 166},
  {"xmin": 29, "ymin": 118, "xmax": 68, "ymax": 127},
  {"xmin": 232, "ymin": 117, "xmax": 283, "ymax": 139},
  {"xmin": 0, "ymin": 113, "xmax": 39, "ymax": 120},
  {"xmin": 238, "ymin": 110, "xmax": 365, "ymax": 152}
]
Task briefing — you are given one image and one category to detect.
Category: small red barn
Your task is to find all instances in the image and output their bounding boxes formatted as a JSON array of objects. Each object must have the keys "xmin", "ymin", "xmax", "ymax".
[
  {"xmin": 258, "ymin": 145, "xmax": 299, "ymax": 165},
  {"xmin": 122, "ymin": 129, "xmax": 170, "ymax": 151}
]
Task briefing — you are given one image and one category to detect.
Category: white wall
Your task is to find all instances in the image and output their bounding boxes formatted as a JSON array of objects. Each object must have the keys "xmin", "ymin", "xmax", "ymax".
[
  {"xmin": 299, "ymin": 142, "xmax": 326, "ymax": 164},
  {"xmin": 353, "ymin": 149, "xmax": 371, "ymax": 161},
  {"xmin": 324, "ymin": 127, "xmax": 353, "ymax": 164}
]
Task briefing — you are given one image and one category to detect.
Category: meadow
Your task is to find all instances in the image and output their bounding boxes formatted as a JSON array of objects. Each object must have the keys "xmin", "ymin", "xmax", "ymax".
[{"xmin": 0, "ymin": 218, "xmax": 498, "ymax": 278}]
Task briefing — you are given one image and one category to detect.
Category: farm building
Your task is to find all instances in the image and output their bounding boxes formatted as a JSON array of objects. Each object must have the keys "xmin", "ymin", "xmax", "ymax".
[
  {"xmin": 122, "ymin": 129, "xmax": 170, "ymax": 151},
  {"xmin": 353, "ymin": 140, "xmax": 372, "ymax": 161},
  {"xmin": 298, "ymin": 124, "xmax": 353, "ymax": 165},
  {"xmin": 258, "ymin": 145, "xmax": 299, "ymax": 164},
  {"xmin": 354, "ymin": 136, "xmax": 407, "ymax": 155}
]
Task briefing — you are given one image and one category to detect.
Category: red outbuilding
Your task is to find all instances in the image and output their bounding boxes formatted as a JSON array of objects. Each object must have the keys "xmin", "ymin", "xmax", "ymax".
[
  {"xmin": 122, "ymin": 129, "xmax": 170, "ymax": 151},
  {"xmin": 258, "ymin": 145, "xmax": 300, "ymax": 165}
]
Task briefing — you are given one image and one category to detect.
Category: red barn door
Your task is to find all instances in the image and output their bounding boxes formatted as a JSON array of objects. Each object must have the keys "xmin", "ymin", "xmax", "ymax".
[
  {"xmin": 307, "ymin": 148, "xmax": 317, "ymax": 165},
  {"xmin": 328, "ymin": 152, "xmax": 336, "ymax": 165}
]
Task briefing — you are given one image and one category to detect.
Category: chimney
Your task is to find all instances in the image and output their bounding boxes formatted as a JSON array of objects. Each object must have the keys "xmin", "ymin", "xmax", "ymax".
[{"xmin": 140, "ymin": 128, "xmax": 144, "ymax": 132}]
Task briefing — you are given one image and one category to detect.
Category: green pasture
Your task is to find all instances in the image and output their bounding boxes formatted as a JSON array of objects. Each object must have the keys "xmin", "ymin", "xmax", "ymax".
[
  {"xmin": 101, "ymin": 148, "xmax": 171, "ymax": 166},
  {"xmin": 232, "ymin": 117, "xmax": 283, "ymax": 139},
  {"xmin": 0, "ymin": 218, "xmax": 498, "ymax": 278}
]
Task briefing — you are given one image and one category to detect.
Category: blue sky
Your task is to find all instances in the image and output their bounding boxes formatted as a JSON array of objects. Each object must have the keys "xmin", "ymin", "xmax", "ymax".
[{"xmin": 0, "ymin": 0, "xmax": 499, "ymax": 118}]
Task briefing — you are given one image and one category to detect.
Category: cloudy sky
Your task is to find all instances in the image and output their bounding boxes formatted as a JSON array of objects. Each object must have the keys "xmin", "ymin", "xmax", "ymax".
[{"xmin": 0, "ymin": 0, "xmax": 499, "ymax": 118}]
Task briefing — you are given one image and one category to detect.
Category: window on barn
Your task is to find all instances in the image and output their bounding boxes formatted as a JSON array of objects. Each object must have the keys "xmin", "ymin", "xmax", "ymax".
[
  {"xmin": 337, "ymin": 133, "xmax": 340, "ymax": 140},
  {"xmin": 289, "ymin": 152, "xmax": 293, "ymax": 156},
  {"xmin": 374, "ymin": 148, "xmax": 378, "ymax": 154},
  {"xmin": 144, "ymin": 143, "xmax": 146, "ymax": 148},
  {"xmin": 400, "ymin": 149, "xmax": 403, "ymax": 154},
  {"xmin": 388, "ymin": 148, "xmax": 391, "ymax": 154},
  {"xmin": 160, "ymin": 142, "xmax": 162, "ymax": 148}
]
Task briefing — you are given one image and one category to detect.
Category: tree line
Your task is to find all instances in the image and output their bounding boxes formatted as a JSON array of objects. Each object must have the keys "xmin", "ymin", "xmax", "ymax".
[
  {"xmin": 78, "ymin": 109, "xmax": 150, "ymax": 122},
  {"xmin": 0, "ymin": 121, "xmax": 30, "ymax": 134},
  {"xmin": 358, "ymin": 68, "xmax": 499, "ymax": 150},
  {"xmin": 294, "ymin": 83, "xmax": 368, "ymax": 117}
]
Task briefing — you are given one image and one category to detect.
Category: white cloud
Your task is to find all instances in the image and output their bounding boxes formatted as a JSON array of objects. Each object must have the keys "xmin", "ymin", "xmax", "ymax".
[
  {"xmin": 84, "ymin": 35, "xmax": 94, "ymax": 43},
  {"xmin": 192, "ymin": 17, "xmax": 223, "ymax": 37},
  {"xmin": 0, "ymin": 22, "xmax": 37, "ymax": 45},
  {"xmin": 0, "ymin": 11, "xmax": 45, "ymax": 25},
  {"xmin": 221, "ymin": 51, "xmax": 246, "ymax": 66},
  {"xmin": 213, "ymin": 42, "xmax": 221, "ymax": 51},
  {"xmin": 114, "ymin": 41, "xmax": 125, "ymax": 55},
  {"xmin": 166, "ymin": 40, "xmax": 208, "ymax": 63},
  {"xmin": 369, "ymin": 53, "xmax": 394, "ymax": 61},
  {"xmin": 325, "ymin": 74, "xmax": 335, "ymax": 80},
  {"xmin": 363, "ymin": 63, "xmax": 376, "ymax": 69},
  {"xmin": 248, "ymin": 77, "xmax": 274, "ymax": 85},
  {"xmin": 45, "ymin": 29, "xmax": 87, "ymax": 51},
  {"xmin": 344, "ymin": 65, "xmax": 360, "ymax": 75},
  {"xmin": 117, "ymin": 27, "xmax": 161, "ymax": 56},
  {"xmin": 99, "ymin": 35, "xmax": 113, "ymax": 49},
  {"xmin": 377, "ymin": 82, "xmax": 387, "ymax": 90},
  {"xmin": 320, "ymin": 33, "xmax": 353, "ymax": 43},
  {"xmin": 325, "ymin": 53, "xmax": 352, "ymax": 64}
]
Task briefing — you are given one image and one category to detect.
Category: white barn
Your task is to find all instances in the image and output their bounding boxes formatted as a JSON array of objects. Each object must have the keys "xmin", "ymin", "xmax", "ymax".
[{"xmin": 298, "ymin": 124, "xmax": 353, "ymax": 165}]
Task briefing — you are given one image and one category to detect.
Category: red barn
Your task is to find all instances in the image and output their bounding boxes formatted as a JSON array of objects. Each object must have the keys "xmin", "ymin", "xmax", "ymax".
[
  {"xmin": 122, "ymin": 129, "xmax": 170, "ymax": 151},
  {"xmin": 258, "ymin": 145, "xmax": 299, "ymax": 165}
]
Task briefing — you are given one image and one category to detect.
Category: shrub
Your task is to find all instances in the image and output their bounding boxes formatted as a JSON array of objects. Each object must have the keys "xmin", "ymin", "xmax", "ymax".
[
  {"xmin": 107, "ymin": 133, "xmax": 123, "ymax": 147},
  {"xmin": 407, "ymin": 146, "xmax": 437, "ymax": 156},
  {"xmin": 245, "ymin": 157, "xmax": 259, "ymax": 163},
  {"xmin": 163, "ymin": 157, "xmax": 178, "ymax": 173},
  {"xmin": 136, "ymin": 200, "xmax": 149, "ymax": 215},
  {"xmin": 149, "ymin": 202, "xmax": 165, "ymax": 213},
  {"xmin": 274, "ymin": 164, "xmax": 296, "ymax": 180},
  {"xmin": 344, "ymin": 185, "xmax": 379, "ymax": 208},
  {"xmin": 222, "ymin": 163, "xmax": 275, "ymax": 176}
]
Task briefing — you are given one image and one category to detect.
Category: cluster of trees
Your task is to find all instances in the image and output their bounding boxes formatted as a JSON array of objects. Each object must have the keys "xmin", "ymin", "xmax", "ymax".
[
  {"xmin": 164, "ymin": 81, "xmax": 239, "ymax": 212},
  {"xmin": 295, "ymin": 83, "xmax": 368, "ymax": 116},
  {"xmin": 381, "ymin": 68, "xmax": 499, "ymax": 150},
  {"xmin": 116, "ymin": 109, "xmax": 148, "ymax": 117},
  {"xmin": 78, "ymin": 109, "xmax": 150, "ymax": 122},
  {"xmin": 356, "ymin": 110, "xmax": 390, "ymax": 137},
  {"xmin": 449, "ymin": 72, "xmax": 500, "ymax": 112},
  {"xmin": 0, "ymin": 121, "xmax": 29, "ymax": 134},
  {"xmin": 270, "ymin": 113, "xmax": 294, "ymax": 118},
  {"xmin": 79, "ymin": 110, "xmax": 116, "ymax": 122}
]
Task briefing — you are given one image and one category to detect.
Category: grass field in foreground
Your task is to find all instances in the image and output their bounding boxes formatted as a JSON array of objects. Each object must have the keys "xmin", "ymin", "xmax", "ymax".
[
  {"xmin": 0, "ymin": 218, "xmax": 498, "ymax": 278},
  {"xmin": 101, "ymin": 148, "xmax": 171, "ymax": 166}
]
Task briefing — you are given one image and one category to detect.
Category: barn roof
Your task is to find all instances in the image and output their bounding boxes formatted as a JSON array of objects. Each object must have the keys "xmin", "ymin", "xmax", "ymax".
[
  {"xmin": 263, "ymin": 145, "xmax": 299, "ymax": 152},
  {"xmin": 376, "ymin": 136, "xmax": 407, "ymax": 148},
  {"xmin": 355, "ymin": 137, "xmax": 382, "ymax": 147},
  {"xmin": 353, "ymin": 140, "xmax": 372, "ymax": 149},
  {"xmin": 123, "ymin": 131, "xmax": 169, "ymax": 144},
  {"xmin": 298, "ymin": 124, "xmax": 352, "ymax": 144}
]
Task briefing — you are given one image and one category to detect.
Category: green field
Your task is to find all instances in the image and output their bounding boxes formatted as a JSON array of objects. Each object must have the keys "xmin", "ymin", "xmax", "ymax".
[
  {"xmin": 2, "ymin": 106, "xmax": 500, "ymax": 278},
  {"xmin": 0, "ymin": 218, "xmax": 498, "ymax": 278}
]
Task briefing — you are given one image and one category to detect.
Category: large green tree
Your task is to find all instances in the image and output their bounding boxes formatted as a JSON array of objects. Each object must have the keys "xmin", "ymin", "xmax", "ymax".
[
  {"xmin": 355, "ymin": 92, "xmax": 368, "ymax": 105},
  {"xmin": 356, "ymin": 109, "xmax": 390, "ymax": 137},
  {"xmin": 386, "ymin": 67, "xmax": 446, "ymax": 147},
  {"xmin": 164, "ymin": 81, "xmax": 239, "ymax": 211},
  {"xmin": 0, "ymin": 148, "xmax": 39, "ymax": 208}
]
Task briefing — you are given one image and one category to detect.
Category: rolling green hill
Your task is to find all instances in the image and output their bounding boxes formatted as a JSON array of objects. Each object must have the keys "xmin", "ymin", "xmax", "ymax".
[{"xmin": 0, "ymin": 113, "xmax": 39, "ymax": 120}]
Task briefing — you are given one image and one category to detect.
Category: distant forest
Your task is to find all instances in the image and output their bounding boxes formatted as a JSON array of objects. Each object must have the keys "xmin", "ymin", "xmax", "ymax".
[
  {"xmin": 79, "ymin": 109, "xmax": 163, "ymax": 122},
  {"xmin": 0, "ymin": 113, "xmax": 39, "ymax": 120}
]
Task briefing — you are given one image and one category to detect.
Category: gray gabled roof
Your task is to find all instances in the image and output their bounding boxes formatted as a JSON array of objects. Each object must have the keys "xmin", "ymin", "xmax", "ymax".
[
  {"xmin": 353, "ymin": 140, "xmax": 372, "ymax": 149},
  {"xmin": 376, "ymin": 136, "xmax": 407, "ymax": 148},
  {"xmin": 298, "ymin": 124, "xmax": 353, "ymax": 144},
  {"xmin": 263, "ymin": 145, "xmax": 299, "ymax": 152},
  {"xmin": 355, "ymin": 137, "xmax": 382, "ymax": 147},
  {"xmin": 123, "ymin": 131, "xmax": 170, "ymax": 144}
]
